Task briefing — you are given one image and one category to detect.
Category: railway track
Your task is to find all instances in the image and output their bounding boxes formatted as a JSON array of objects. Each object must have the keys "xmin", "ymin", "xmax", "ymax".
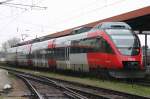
[
  {"xmin": 18, "ymin": 75, "xmax": 44, "ymax": 99},
  {"xmin": 39, "ymin": 76, "xmax": 150, "ymax": 99},
  {"xmin": 13, "ymin": 72, "xmax": 88, "ymax": 99},
  {"xmin": 1, "ymin": 67, "xmax": 150, "ymax": 99}
]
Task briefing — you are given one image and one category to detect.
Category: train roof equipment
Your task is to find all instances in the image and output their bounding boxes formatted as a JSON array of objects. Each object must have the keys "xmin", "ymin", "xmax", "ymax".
[
  {"xmin": 12, "ymin": 26, "xmax": 92, "ymax": 47},
  {"xmin": 94, "ymin": 22, "xmax": 132, "ymax": 30},
  {"xmin": 71, "ymin": 26, "xmax": 92, "ymax": 35}
]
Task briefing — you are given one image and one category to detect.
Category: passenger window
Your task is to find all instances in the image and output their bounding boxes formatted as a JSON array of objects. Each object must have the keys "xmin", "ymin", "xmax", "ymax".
[
  {"xmin": 101, "ymin": 39, "xmax": 114, "ymax": 53},
  {"xmin": 70, "ymin": 37, "xmax": 114, "ymax": 54}
]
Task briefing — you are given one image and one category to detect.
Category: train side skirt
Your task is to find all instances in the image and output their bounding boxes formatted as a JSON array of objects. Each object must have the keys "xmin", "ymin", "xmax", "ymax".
[{"xmin": 109, "ymin": 70, "xmax": 145, "ymax": 78}]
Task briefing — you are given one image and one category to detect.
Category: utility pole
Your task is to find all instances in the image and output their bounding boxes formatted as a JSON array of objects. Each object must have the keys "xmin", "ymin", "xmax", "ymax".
[
  {"xmin": 139, "ymin": 31, "xmax": 150, "ymax": 67},
  {"xmin": 145, "ymin": 34, "xmax": 147, "ymax": 66}
]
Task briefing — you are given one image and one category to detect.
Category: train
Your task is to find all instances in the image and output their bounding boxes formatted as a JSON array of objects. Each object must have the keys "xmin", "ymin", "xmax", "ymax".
[{"xmin": 6, "ymin": 22, "xmax": 145, "ymax": 78}]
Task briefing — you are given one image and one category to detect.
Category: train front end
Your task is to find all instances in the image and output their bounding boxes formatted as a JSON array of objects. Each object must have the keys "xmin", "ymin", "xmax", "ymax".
[
  {"xmin": 92, "ymin": 22, "xmax": 145, "ymax": 78},
  {"xmin": 100, "ymin": 22, "xmax": 145, "ymax": 78}
]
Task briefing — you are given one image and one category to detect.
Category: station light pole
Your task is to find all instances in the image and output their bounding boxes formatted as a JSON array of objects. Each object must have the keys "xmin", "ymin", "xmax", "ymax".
[{"xmin": 145, "ymin": 34, "xmax": 147, "ymax": 67}]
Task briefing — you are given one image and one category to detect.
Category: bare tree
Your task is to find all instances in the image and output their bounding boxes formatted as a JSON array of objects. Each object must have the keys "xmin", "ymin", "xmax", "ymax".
[
  {"xmin": 1, "ymin": 37, "xmax": 21, "ymax": 52},
  {"xmin": 7, "ymin": 37, "xmax": 21, "ymax": 47},
  {"xmin": 1, "ymin": 42, "xmax": 9, "ymax": 52}
]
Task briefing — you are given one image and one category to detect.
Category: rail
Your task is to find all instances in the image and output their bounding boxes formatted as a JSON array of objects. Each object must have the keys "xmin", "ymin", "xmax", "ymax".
[
  {"xmin": 10, "ymin": 71, "xmax": 88, "ymax": 99},
  {"xmin": 17, "ymin": 75, "xmax": 44, "ymax": 99},
  {"xmin": 1, "ymin": 66, "xmax": 150, "ymax": 99}
]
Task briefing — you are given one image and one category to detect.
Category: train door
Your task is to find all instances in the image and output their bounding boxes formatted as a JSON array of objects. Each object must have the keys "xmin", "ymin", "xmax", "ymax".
[
  {"xmin": 27, "ymin": 44, "xmax": 33, "ymax": 66},
  {"xmin": 15, "ymin": 47, "xmax": 18, "ymax": 65},
  {"xmin": 48, "ymin": 39, "xmax": 56, "ymax": 70},
  {"xmin": 64, "ymin": 41, "xmax": 71, "ymax": 70},
  {"xmin": 41, "ymin": 50, "xmax": 48, "ymax": 68},
  {"xmin": 103, "ymin": 39, "xmax": 113, "ymax": 69}
]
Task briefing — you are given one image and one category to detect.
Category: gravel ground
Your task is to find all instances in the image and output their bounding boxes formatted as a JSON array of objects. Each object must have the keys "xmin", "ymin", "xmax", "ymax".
[
  {"xmin": 0, "ymin": 65, "xmax": 150, "ymax": 98},
  {"xmin": 1, "ymin": 76, "xmax": 30, "ymax": 99}
]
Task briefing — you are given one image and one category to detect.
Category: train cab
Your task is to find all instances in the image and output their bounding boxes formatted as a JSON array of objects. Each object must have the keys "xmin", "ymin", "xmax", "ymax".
[{"xmin": 93, "ymin": 22, "xmax": 145, "ymax": 78}]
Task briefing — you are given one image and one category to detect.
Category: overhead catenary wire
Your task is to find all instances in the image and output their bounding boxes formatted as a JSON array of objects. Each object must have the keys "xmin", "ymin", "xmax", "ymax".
[
  {"xmin": 0, "ymin": 0, "xmax": 47, "ymax": 32},
  {"xmin": 4, "ymin": 4, "xmax": 28, "ymax": 10},
  {"xmin": 0, "ymin": 0, "xmax": 124, "ymax": 31},
  {"xmin": 15, "ymin": 0, "xmax": 126, "ymax": 35},
  {"xmin": 49, "ymin": 0, "xmax": 125, "ymax": 28},
  {"xmin": 0, "ymin": 0, "xmax": 47, "ymax": 10},
  {"xmin": 8, "ymin": 0, "xmax": 101, "ymax": 32},
  {"xmin": 0, "ymin": 0, "xmax": 14, "ymax": 4},
  {"xmin": 0, "ymin": 0, "xmax": 126, "ymax": 40},
  {"xmin": 3, "ymin": 2, "xmax": 47, "ymax": 10},
  {"xmin": 45, "ymin": 0, "xmax": 100, "ymax": 26}
]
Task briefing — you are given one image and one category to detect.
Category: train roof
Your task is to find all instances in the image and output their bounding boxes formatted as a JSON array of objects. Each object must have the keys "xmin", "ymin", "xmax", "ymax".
[
  {"xmin": 12, "ymin": 26, "xmax": 93, "ymax": 47},
  {"xmin": 11, "ymin": 22, "xmax": 132, "ymax": 48},
  {"xmin": 95, "ymin": 22, "xmax": 131, "ymax": 30}
]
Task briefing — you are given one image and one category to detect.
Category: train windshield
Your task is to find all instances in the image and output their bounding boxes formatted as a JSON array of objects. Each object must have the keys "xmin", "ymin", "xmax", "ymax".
[{"xmin": 106, "ymin": 29, "xmax": 140, "ymax": 55}]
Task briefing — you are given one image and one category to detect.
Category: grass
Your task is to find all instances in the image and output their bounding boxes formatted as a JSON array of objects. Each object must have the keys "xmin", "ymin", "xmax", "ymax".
[
  {"xmin": 0, "ymin": 65, "xmax": 150, "ymax": 97},
  {"xmin": 40, "ymin": 72, "xmax": 150, "ymax": 97}
]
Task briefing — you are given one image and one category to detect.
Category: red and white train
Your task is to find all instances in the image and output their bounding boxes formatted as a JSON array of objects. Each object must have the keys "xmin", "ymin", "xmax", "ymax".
[{"xmin": 6, "ymin": 22, "xmax": 145, "ymax": 78}]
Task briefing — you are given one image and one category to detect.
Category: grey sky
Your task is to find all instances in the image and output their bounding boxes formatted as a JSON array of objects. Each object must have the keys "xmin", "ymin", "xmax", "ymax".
[{"xmin": 0, "ymin": 0, "xmax": 150, "ymax": 49}]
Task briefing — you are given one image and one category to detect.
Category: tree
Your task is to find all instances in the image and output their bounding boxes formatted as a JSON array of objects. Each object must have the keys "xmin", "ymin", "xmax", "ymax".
[
  {"xmin": 1, "ymin": 37, "xmax": 21, "ymax": 52},
  {"xmin": 1, "ymin": 42, "xmax": 8, "ymax": 52}
]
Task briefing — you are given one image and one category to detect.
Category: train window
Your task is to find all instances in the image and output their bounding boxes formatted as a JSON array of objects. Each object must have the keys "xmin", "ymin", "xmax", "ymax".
[
  {"xmin": 70, "ymin": 47, "xmax": 79, "ymax": 53},
  {"xmin": 31, "ymin": 51, "xmax": 37, "ymax": 59},
  {"xmin": 70, "ymin": 37, "xmax": 113, "ymax": 53},
  {"xmin": 30, "ymin": 52, "xmax": 34, "ymax": 58},
  {"xmin": 101, "ymin": 39, "xmax": 114, "ymax": 53},
  {"xmin": 96, "ymin": 24, "xmax": 102, "ymax": 30},
  {"xmin": 46, "ymin": 49, "xmax": 54, "ymax": 59},
  {"xmin": 31, "ymin": 49, "xmax": 47, "ymax": 59},
  {"xmin": 106, "ymin": 29, "xmax": 140, "ymax": 55},
  {"xmin": 36, "ymin": 50, "xmax": 40, "ymax": 59},
  {"xmin": 46, "ymin": 47, "xmax": 66, "ymax": 60}
]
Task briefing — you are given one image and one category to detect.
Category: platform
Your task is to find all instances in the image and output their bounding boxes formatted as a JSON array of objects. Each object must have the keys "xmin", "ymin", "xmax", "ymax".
[
  {"xmin": 0, "ymin": 69, "xmax": 12, "ymax": 92},
  {"xmin": 0, "ymin": 68, "xmax": 30, "ymax": 99}
]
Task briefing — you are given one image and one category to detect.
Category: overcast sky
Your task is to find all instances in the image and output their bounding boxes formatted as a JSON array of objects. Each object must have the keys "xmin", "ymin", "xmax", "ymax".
[{"xmin": 0, "ymin": 0, "xmax": 150, "ymax": 49}]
